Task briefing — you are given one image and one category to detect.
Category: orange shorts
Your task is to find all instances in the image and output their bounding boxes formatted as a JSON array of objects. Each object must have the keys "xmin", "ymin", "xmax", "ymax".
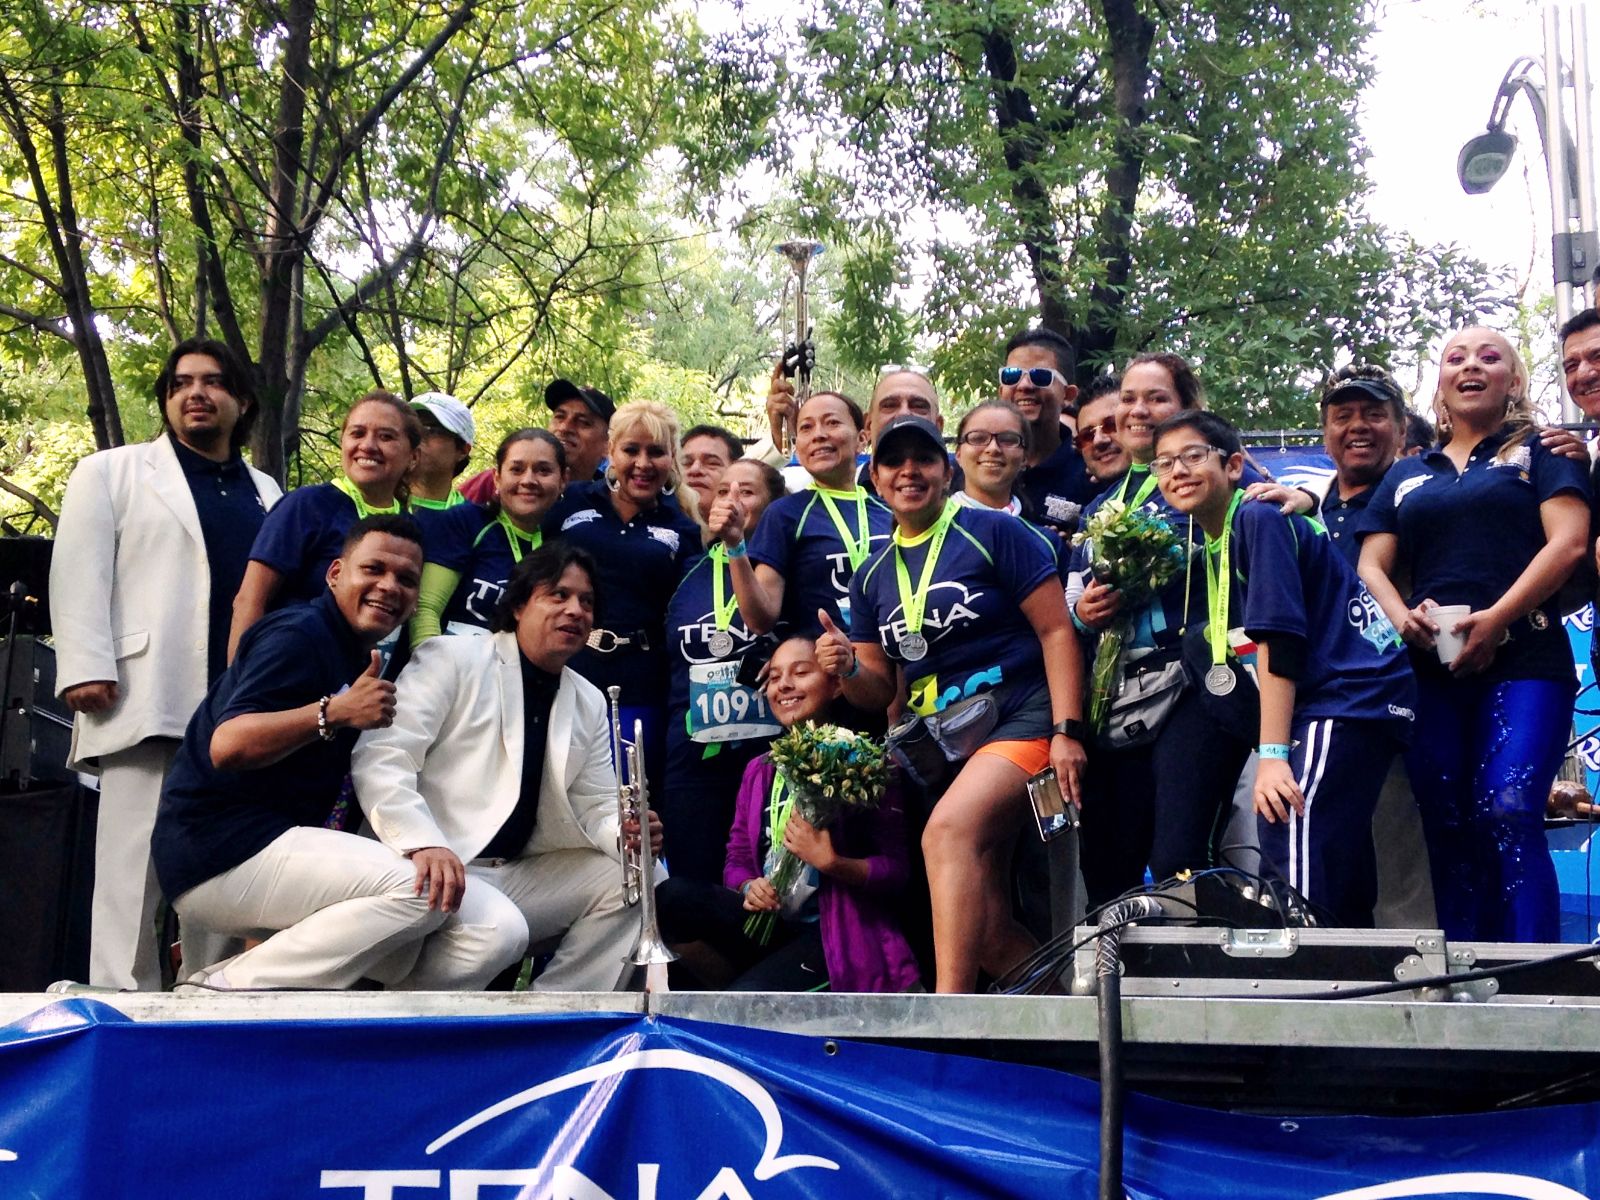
[{"xmin": 975, "ymin": 736, "xmax": 1051, "ymax": 776}]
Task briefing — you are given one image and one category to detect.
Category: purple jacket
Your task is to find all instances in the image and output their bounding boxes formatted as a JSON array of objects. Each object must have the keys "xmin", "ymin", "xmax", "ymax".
[{"xmin": 724, "ymin": 755, "xmax": 922, "ymax": 994}]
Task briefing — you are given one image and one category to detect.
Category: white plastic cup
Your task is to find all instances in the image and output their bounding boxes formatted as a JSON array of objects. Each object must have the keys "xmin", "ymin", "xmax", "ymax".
[{"xmin": 1430, "ymin": 604, "xmax": 1472, "ymax": 666}]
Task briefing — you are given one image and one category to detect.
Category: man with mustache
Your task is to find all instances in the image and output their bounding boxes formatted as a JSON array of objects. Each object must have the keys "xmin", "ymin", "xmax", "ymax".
[{"xmin": 51, "ymin": 339, "xmax": 281, "ymax": 989}]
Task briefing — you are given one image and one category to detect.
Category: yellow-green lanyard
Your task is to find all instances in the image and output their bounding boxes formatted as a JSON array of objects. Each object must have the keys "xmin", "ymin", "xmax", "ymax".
[
  {"xmin": 1113, "ymin": 464, "xmax": 1158, "ymax": 509},
  {"xmin": 813, "ymin": 485, "xmax": 871, "ymax": 571},
  {"xmin": 331, "ymin": 475, "xmax": 402, "ymax": 518},
  {"xmin": 498, "ymin": 512, "xmax": 541, "ymax": 564},
  {"xmin": 709, "ymin": 543, "xmax": 738, "ymax": 632},
  {"xmin": 766, "ymin": 768, "xmax": 794, "ymax": 855},
  {"xmin": 1202, "ymin": 491, "xmax": 1245, "ymax": 666},
  {"xmin": 892, "ymin": 499, "xmax": 959, "ymax": 637}
]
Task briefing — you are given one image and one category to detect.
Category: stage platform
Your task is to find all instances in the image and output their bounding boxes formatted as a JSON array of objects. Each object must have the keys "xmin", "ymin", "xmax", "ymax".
[{"xmin": 8, "ymin": 931, "xmax": 1600, "ymax": 1117}]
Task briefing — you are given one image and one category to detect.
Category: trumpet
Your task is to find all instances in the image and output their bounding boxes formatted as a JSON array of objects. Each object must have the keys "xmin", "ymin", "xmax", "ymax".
[
  {"xmin": 775, "ymin": 239, "xmax": 823, "ymax": 456},
  {"xmin": 607, "ymin": 686, "xmax": 677, "ymax": 986}
]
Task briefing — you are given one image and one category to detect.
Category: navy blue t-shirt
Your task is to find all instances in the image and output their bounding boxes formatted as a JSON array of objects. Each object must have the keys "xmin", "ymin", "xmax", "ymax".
[
  {"xmin": 749, "ymin": 486, "xmax": 893, "ymax": 637},
  {"xmin": 152, "ymin": 590, "xmax": 372, "ymax": 901},
  {"xmin": 542, "ymin": 480, "xmax": 700, "ymax": 700},
  {"xmin": 422, "ymin": 503, "xmax": 542, "ymax": 635},
  {"xmin": 665, "ymin": 549, "xmax": 783, "ymax": 744},
  {"xmin": 1224, "ymin": 499, "xmax": 1415, "ymax": 730},
  {"xmin": 848, "ymin": 503, "xmax": 1056, "ymax": 720},
  {"xmin": 1016, "ymin": 433, "xmax": 1099, "ymax": 535},
  {"xmin": 1069, "ymin": 460, "xmax": 1266, "ymax": 653},
  {"xmin": 247, "ymin": 482, "xmax": 362, "ymax": 605},
  {"xmin": 1358, "ymin": 428, "xmax": 1589, "ymax": 685},
  {"xmin": 169, "ymin": 434, "xmax": 269, "ymax": 682}
]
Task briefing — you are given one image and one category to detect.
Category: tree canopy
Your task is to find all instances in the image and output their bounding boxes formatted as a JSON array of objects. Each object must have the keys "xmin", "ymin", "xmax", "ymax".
[{"xmin": 0, "ymin": 0, "xmax": 1515, "ymax": 513}]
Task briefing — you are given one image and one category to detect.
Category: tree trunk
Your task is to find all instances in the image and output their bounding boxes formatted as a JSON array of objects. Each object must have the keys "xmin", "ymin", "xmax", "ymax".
[{"xmin": 1078, "ymin": 0, "xmax": 1155, "ymax": 379}]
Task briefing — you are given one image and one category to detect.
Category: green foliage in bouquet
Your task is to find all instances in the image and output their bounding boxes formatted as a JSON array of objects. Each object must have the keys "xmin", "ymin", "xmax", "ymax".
[
  {"xmin": 1072, "ymin": 499, "xmax": 1189, "ymax": 731},
  {"xmin": 746, "ymin": 722, "xmax": 888, "ymax": 944}
]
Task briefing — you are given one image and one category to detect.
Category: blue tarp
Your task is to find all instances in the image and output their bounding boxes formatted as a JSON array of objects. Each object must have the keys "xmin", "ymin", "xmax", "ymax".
[{"xmin": 1, "ymin": 999, "xmax": 1598, "ymax": 1198}]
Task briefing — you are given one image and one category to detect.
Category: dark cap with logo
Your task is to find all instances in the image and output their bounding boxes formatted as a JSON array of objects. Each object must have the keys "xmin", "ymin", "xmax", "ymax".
[
  {"xmin": 1319, "ymin": 366, "xmax": 1404, "ymax": 412},
  {"xmin": 545, "ymin": 378, "xmax": 616, "ymax": 422},
  {"xmin": 873, "ymin": 414, "xmax": 947, "ymax": 459}
]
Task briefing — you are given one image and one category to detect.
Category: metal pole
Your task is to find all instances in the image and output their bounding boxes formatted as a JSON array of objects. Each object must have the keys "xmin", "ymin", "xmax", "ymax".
[
  {"xmin": 1571, "ymin": 3, "xmax": 1597, "ymax": 310},
  {"xmin": 1546, "ymin": 5, "xmax": 1580, "ymax": 419}
]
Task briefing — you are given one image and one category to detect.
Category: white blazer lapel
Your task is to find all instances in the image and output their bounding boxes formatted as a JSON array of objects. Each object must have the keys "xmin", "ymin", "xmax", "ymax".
[
  {"xmin": 143, "ymin": 437, "xmax": 205, "ymax": 547},
  {"xmin": 547, "ymin": 669, "xmax": 576, "ymax": 789},
  {"xmin": 494, "ymin": 632, "xmax": 524, "ymax": 771}
]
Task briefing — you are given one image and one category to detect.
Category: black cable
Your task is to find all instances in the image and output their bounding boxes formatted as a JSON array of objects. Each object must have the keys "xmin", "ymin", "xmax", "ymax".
[
  {"xmin": 1095, "ymin": 896, "xmax": 1163, "ymax": 1200},
  {"xmin": 1238, "ymin": 940, "xmax": 1600, "ymax": 1002}
]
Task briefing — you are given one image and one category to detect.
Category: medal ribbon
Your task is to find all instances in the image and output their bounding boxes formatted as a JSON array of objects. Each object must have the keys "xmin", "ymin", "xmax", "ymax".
[
  {"xmin": 892, "ymin": 499, "xmax": 959, "ymax": 640},
  {"xmin": 709, "ymin": 543, "xmax": 738, "ymax": 632},
  {"xmin": 499, "ymin": 512, "xmax": 541, "ymax": 564},
  {"xmin": 766, "ymin": 768, "xmax": 794, "ymax": 858},
  {"xmin": 1113, "ymin": 464, "xmax": 1159, "ymax": 509},
  {"xmin": 1202, "ymin": 491, "xmax": 1245, "ymax": 666},
  {"xmin": 812, "ymin": 484, "xmax": 872, "ymax": 571},
  {"xmin": 332, "ymin": 474, "xmax": 402, "ymax": 518}
]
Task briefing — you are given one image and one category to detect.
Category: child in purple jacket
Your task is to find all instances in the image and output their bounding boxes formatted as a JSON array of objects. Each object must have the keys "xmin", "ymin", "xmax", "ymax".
[{"xmin": 655, "ymin": 635, "xmax": 921, "ymax": 992}]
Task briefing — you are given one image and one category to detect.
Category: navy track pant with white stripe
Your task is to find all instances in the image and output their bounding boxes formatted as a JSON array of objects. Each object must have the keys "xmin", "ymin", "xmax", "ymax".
[{"xmin": 1255, "ymin": 718, "xmax": 1403, "ymax": 928}]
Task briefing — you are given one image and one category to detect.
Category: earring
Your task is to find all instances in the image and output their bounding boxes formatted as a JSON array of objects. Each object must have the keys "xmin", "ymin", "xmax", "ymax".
[
  {"xmin": 605, "ymin": 466, "xmax": 620, "ymax": 493},
  {"xmin": 661, "ymin": 475, "xmax": 677, "ymax": 497}
]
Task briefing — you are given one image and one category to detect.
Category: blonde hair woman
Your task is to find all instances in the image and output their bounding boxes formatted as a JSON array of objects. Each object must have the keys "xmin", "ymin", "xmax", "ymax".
[
  {"xmin": 1358, "ymin": 327, "xmax": 1590, "ymax": 942},
  {"xmin": 540, "ymin": 399, "xmax": 703, "ymax": 785}
]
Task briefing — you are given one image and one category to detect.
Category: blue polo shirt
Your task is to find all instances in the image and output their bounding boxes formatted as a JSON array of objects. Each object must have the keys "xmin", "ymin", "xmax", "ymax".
[
  {"xmin": 168, "ymin": 434, "xmax": 269, "ymax": 681},
  {"xmin": 542, "ymin": 480, "xmax": 700, "ymax": 701},
  {"xmin": 848, "ymin": 504, "xmax": 1056, "ymax": 719},
  {"xmin": 1016, "ymin": 433, "xmax": 1099, "ymax": 534},
  {"xmin": 247, "ymin": 482, "xmax": 362, "ymax": 605},
  {"xmin": 1358, "ymin": 428, "xmax": 1589, "ymax": 685},
  {"xmin": 1223, "ymin": 499, "xmax": 1415, "ymax": 730},
  {"xmin": 421, "ymin": 503, "xmax": 542, "ymax": 635},
  {"xmin": 152, "ymin": 590, "xmax": 373, "ymax": 901},
  {"xmin": 1317, "ymin": 484, "xmax": 1375, "ymax": 569},
  {"xmin": 749, "ymin": 486, "xmax": 893, "ymax": 636}
]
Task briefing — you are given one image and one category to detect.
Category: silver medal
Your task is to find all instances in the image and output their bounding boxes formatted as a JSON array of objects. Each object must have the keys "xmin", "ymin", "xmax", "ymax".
[
  {"xmin": 900, "ymin": 632, "xmax": 929, "ymax": 661},
  {"xmin": 1204, "ymin": 664, "xmax": 1235, "ymax": 696},
  {"xmin": 708, "ymin": 630, "xmax": 735, "ymax": 658}
]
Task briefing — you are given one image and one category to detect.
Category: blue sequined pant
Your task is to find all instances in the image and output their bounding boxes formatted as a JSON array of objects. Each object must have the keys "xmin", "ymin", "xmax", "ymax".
[{"xmin": 1404, "ymin": 675, "xmax": 1570, "ymax": 942}]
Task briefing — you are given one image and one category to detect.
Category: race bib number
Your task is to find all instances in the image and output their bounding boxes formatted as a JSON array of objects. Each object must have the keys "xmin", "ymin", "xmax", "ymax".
[{"xmin": 687, "ymin": 661, "xmax": 783, "ymax": 743}]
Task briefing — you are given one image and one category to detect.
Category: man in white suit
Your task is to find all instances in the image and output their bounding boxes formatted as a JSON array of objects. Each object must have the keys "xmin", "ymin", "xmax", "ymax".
[
  {"xmin": 353, "ymin": 542, "xmax": 656, "ymax": 991},
  {"xmin": 51, "ymin": 340, "xmax": 281, "ymax": 989}
]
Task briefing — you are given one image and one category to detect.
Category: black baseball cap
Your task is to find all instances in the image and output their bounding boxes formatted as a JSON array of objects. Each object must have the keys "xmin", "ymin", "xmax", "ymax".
[
  {"xmin": 873, "ymin": 414, "xmax": 946, "ymax": 459},
  {"xmin": 545, "ymin": 378, "xmax": 616, "ymax": 422},
  {"xmin": 1320, "ymin": 368, "xmax": 1404, "ymax": 411}
]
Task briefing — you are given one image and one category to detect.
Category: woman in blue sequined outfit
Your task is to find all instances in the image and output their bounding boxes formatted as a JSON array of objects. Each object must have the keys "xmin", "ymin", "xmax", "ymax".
[{"xmin": 1358, "ymin": 327, "xmax": 1590, "ymax": 942}]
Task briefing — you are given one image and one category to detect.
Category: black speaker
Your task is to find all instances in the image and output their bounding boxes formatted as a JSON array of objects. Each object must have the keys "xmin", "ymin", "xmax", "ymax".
[
  {"xmin": 0, "ymin": 779, "xmax": 96, "ymax": 990},
  {"xmin": 0, "ymin": 636, "xmax": 73, "ymax": 787}
]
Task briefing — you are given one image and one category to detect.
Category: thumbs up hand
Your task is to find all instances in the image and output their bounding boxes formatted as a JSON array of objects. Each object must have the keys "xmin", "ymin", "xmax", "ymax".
[
  {"xmin": 326, "ymin": 650, "xmax": 398, "ymax": 732},
  {"xmin": 815, "ymin": 608, "xmax": 856, "ymax": 679}
]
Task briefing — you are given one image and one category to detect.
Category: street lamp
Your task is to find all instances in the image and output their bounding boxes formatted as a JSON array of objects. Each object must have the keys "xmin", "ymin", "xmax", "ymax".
[{"xmin": 1457, "ymin": 6, "xmax": 1597, "ymax": 421}]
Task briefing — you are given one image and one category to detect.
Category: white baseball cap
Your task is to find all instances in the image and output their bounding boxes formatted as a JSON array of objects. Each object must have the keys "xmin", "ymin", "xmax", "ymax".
[{"xmin": 410, "ymin": 392, "xmax": 475, "ymax": 446}]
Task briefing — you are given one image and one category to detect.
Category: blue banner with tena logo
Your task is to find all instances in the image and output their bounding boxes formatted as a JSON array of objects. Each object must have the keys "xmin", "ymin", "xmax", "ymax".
[{"xmin": 2, "ymin": 999, "xmax": 1599, "ymax": 1198}]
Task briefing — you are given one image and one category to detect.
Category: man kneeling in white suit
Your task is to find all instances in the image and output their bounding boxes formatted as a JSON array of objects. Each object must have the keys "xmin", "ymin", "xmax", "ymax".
[{"xmin": 353, "ymin": 542, "xmax": 658, "ymax": 992}]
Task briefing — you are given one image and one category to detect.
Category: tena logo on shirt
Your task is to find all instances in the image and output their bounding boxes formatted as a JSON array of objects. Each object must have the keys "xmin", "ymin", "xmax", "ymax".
[
  {"xmin": 1490, "ymin": 444, "xmax": 1533, "ymax": 475},
  {"xmin": 1393, "ymin": 476, "xmax": 1429, "ymax": 507},
  {"xmin": 648, "ymin": 526, "xmax": 681, "ymax": 554},
  {"xmin": 880, "ymin": 580, "xmax": 986, "ymax": 651},
  {"xmin": 562, "ymin": 509, "xmax": 602, "ymax": 531}
]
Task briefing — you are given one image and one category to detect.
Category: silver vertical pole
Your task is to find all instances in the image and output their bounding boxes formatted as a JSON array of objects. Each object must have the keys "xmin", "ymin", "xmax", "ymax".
[
  {"xmin": 1547, "ymin": 5, "xmax": 1582, "ymax": 420},
  {"xmin": 1570, "ymin": 2, "xmax": 1597, "ymax": 310}
]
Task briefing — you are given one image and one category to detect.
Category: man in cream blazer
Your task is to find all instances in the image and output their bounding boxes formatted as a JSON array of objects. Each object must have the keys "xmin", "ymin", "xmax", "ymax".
[
  {"xmin": 50, "ymin": 340, "xmax": 281, "ymax": 989},
  {"xmin": 353, "ymin": 542, "xmax": 649, "ymax": 991}
]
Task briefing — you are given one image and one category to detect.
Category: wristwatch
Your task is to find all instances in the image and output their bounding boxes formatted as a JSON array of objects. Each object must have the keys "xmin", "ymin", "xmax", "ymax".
[{"xmin": 1052, "ymin": 717, "xmax": 1089, "ymax": 742}]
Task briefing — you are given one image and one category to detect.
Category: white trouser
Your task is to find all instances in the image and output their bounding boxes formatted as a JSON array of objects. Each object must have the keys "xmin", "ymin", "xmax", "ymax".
[
  {"xmin": 174, "ymin": 826, "xmax": 525, "ymax": 990},
  {"xmin": 91, "ymin": 740, "xmax": 176, "ymax": 990},
  {"xmin": 470, "ymin": 847, "xmax": 634, "ymax": 992}
]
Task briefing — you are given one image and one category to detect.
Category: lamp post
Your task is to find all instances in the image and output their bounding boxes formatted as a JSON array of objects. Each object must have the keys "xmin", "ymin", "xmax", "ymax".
[{"xmin": 1458, "ymin": 4, "xmax": 1597, "ymax": 421}]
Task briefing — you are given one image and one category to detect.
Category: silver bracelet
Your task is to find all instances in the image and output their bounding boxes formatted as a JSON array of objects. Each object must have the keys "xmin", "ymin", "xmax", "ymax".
[{"xmin": 317, "ymin": 695, "xmax": 335, "ymax": 742}]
